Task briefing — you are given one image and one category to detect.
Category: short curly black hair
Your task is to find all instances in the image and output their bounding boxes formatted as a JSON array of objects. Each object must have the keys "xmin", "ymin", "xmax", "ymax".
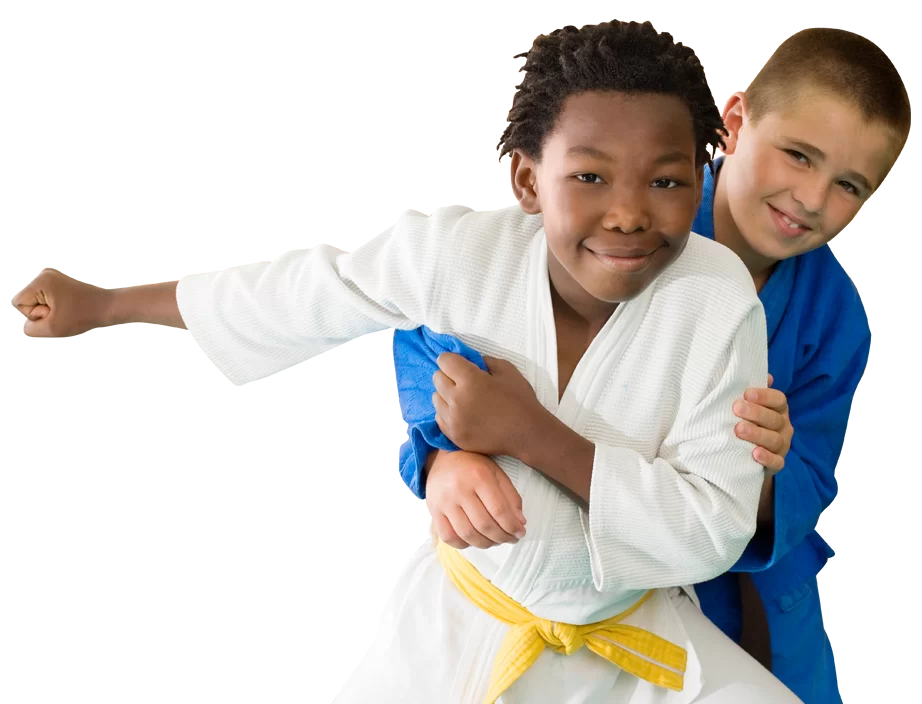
[{"xmin": 498, "ymin": 20, "xmax": 726, "ymax": 166}]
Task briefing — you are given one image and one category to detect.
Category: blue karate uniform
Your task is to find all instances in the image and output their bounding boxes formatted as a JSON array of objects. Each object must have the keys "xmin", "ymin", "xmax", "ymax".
[
  {"xmin": 690, "ymin": 159, "xmax": 869, "ymax": 703},
  {"xmin": 391, "ymin": 158, "xmax": 870, "ymax": 703}
]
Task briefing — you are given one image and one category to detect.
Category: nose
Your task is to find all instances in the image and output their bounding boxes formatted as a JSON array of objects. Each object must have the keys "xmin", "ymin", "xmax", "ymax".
[
  {"xmin": 602, "ymin": 185, "xmax": 651, "ymax": 233},
  {"xmin": 792, "ymin": 172, "xmax": 830, "ymax": 216}
]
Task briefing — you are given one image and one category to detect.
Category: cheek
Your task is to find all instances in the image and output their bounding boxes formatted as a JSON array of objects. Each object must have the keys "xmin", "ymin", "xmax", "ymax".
[
  {"xmin": 734, "ymin": 153, "xmax": 786, "ymax": 221},
  {"xmin": 539, "ymin": 183, "xmax": 569, "ymax": 229},
  {"xmin": 821, "ymin": 199, "xmax": 861, "ymax": 240},
  {"xmin": 666, "ymin": 231, "xmax": 690, "ymax": 258},
  {"xmin": 663, "ymin": 190, "xmax": 700, "ymax": 231},
  {"xmin": 545, "ymin": 188, "xmax": 598, "ymax": 243},
  {"xmin": 725, "ymin": 177, "xmax": 760, "ymax": 229},
  {"xmin": 740, "ymin": 139, "xmax": 781, "ymax": 187},
  {"xmin": 749, "ymin": 146, "xmax": 787, "ymax": 194}
]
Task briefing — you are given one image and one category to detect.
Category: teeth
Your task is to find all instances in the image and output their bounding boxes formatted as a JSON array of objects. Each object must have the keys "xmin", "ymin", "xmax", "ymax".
[{"xmin": 780, "ymin": 214, "xmax": 806, "ymax": 229}]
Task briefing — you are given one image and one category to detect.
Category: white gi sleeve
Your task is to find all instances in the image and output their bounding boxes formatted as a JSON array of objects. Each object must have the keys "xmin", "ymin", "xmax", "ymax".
[
  {"xmin": 176, "ymin": 207, "xmax": 468, "ymax": 386},
  {"xmin": 582, "ymin": 303, "xmax": 768, "ymax": 592}
]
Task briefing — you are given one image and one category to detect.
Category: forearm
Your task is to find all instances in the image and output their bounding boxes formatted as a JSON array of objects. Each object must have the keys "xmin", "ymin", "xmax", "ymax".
[
  {"xmin": 514, "ymin": 410, "xmax": 595, "ymax": 505},
  {"xmin": 510, "ymin": 401, "xmax": 763, "ymax": 586},
  {"xmin": 105, "ymin": 282, "xmax": 185, "ymax": 329},
  {"xmin": 511, "ymin": 409, "xmax": 774, "ymax": 524}
]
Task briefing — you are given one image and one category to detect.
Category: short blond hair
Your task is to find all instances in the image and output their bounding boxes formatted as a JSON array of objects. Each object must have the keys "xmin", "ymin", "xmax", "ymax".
[{"xmin": 746, "ymin": 28, "xmax": 910, "ymax": 144}]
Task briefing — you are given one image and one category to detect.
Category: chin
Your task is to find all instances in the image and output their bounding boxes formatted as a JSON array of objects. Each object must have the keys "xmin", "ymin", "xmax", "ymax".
[
  {"xmin": 594, "ymin": 283, "xmax": 648, "ymax": 303},
  {"xmin": 746, "ymin": 229, "xmax": 800, "ymax": 260}
]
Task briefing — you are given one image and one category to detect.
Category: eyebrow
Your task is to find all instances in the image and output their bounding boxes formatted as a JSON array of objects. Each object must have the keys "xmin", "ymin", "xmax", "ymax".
[
  {"xmin": 566, "ymin": 146, "xmax": 692, "ymax": 165},
  {"xmin": 567, "ymin": 145, "xmax": 613, "ymax": 162},
  {"xmin": 786, "ymin": 138, "xmax": 874, "ymax": 193},
  {"xmin": 652, "ymin": 151, "xmax": 693, "ymax": 166}
]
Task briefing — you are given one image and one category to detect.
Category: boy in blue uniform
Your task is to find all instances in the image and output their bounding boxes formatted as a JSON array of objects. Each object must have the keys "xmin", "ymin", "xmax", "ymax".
[{"xmin": 394, "ymin": 28, "xmax": 910, "ymax": 703}]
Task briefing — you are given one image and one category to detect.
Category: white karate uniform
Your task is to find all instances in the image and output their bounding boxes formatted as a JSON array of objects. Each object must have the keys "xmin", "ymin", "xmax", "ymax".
[{"xmin": 176, "ymin": 206, "xmax": 800, "ymax": 703}]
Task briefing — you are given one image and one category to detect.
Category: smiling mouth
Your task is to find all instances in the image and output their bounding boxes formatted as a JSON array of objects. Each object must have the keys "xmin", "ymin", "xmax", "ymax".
[
  {"xmin": 768, "ymin": 204, "xmax": 813, "ymax": 235},
  {"xmin": 585, "ymin": 245, "xmax": 661, "ymax": 273}
]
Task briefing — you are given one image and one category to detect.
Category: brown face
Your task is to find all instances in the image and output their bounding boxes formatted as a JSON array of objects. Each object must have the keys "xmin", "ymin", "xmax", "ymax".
[{"xmin": 512, "ymin": 91, "xmax": 702, "ymax": 309}]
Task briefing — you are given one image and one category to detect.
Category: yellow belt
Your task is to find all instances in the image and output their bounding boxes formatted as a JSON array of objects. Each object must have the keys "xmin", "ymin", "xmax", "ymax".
[{"xmin": 436, "ymin": 540, "xmax": 687, "ymax": 703}]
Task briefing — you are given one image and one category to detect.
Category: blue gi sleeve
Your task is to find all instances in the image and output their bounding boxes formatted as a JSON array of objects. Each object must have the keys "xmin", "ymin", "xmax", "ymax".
[{"xmin": 394, "ymin": 327, "xmax": 488, "ymax": 499}]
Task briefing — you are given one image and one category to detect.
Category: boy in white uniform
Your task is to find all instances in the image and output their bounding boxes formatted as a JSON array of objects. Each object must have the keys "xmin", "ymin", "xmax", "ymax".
[{"xmin": 12, "ymin": 20, "xmax": 798, "ymax": 703}]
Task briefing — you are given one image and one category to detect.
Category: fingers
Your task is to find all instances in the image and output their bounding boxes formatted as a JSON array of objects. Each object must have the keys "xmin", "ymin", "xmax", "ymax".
[
  {"xmin": 13, "ymin": 301, "xmax": 51, "ymax": 320},
  {"xmin": 432, "ymin": 392, "xmax": 451, "ymax": 437},
  {"xmin": 468, "ymin": 490, "xmax": 522, "ymax": 545},
  {"xmin": 733, "ymin": 399, "xmax": 786, "ymax": 432},
  {"xmin": 752, "ymin": 445, "xmax": 784, "ymax": 474},
  {"xmin": 742, "ymin": 387, "xmax": 788, "ymax": 414},
  {"xmin": 426, "ymin": 452, "xmax": 526, "ymax": 549},
  {"xmin": 735, "ymin": 420, "xmax": 786, "ymax": 456},
  {"xmin": 23, "ymin": 317, "xmax": 53, "ymax": 338},
  {"xmin": 21, "ymin": 304, "xmax": 53, "ymax": 337},
  {"xmin": 27, "ymin": 304, "xmax": 51, "ymax": 321},
  {"xmin": 475, "ymin": 474, "xmax": 526, "ymax": 540},
  {"xmin": 767, "ymin": 373, "xmax": 774, "ymax": 388},
  {"xmin": 432, "ymin": 370, "xmax": 455, "ymax": 402},
  {"xmin": 482, "ymin": 355, "xmax": 515, "ymax": 375},
  {"xmin": 493, "ymin": 465, "xmax": 526, "ymax": 523},
  {"xmin": 19, "ymin": 294, "xmax": 53, "ymax": 336},
  {"xmin": 437, "ymin": 352, "xmax": 482, "ymax": 382},
  {"xmin": 11, "ymin": 288, "xmax": 45, "ymax": 319},
  {"xmin": 445, "ymin": 504, "xmax": 502, "ymax": 549},
  {"xmin": 432, "ymin": 513, "xmax": 468, "ymax": 550}
]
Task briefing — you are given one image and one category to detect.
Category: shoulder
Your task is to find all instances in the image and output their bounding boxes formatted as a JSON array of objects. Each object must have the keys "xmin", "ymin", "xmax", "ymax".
[
  {"xmin": 395, "ymin": 205, "xmax": 542, "ymax": 245},
  {"xmin": 652, "ymin": 233, "xmax": 762, "ymax": 324},
  {"xmin": 673, "ymin": 233, "xmax": 757, "ymax": 294},
  {"xmin": 637, "ymin": 235, "xmax": 766, "ymax": 370},
  {"xmin": 405, "ymin": 205, "xmax": 544, "ymax": 278},
  {"xmin": 379, "ymin": 204, "xmax": 540, "ymax": 261},
  {"xmin": 795, "ymin": 245, "xmax": 869, "ymax": 337},
  {"xmin": 386, "ymin": 205, "xmax": 542, "ymax": 313}
]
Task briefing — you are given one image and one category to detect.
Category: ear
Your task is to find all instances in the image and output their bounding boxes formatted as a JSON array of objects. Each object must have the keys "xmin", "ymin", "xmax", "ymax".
[
  {"xmin": 510, "ymin": 150, "xmax": 541, "ymax": 214},
  {"xmin": 721, "ymin": 91, "xmax": 748, "ymax": 156}
]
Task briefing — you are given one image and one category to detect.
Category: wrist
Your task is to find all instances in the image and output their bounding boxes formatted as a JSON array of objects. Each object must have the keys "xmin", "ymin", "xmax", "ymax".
[
  {"xmin": 423, "ymin": 447, "xmax": 441, "ymax": 476},
  {"xmin": 511, "ymin": 406, "xmax": 557, "ymax": 465},
  {"xmin": 513, "ymin": 410, "xmax": 595, "ymax": 503},
  {"xmin": 99, "ymin": 287, "xmax": 123, "ymax": 327}
]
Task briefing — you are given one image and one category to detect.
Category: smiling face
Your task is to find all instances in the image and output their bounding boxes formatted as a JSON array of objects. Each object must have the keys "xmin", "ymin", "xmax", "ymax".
[
  {"xmin": 512, "ymin": 91, "xmax": 703, "ymax": 311},
  {"xmin": 720, "ymin": 90, "xmax": 900, "ymax": 262}
]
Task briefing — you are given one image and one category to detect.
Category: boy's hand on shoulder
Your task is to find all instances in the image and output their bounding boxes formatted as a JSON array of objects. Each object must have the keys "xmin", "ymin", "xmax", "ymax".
[
  {"xmin": 432, "ymin": 352, "xmax": 547, "ymax": 459},
  {"xmin": 733, "ymin": 374, "xmax": 793, "ymax": 474},
  {"xmin": 11, "ymin": 268, "xmax": 112, "ymax": 337},
  {"xmin": 426, "ymin": 450, "xmax": 526, "ymax": 550}
]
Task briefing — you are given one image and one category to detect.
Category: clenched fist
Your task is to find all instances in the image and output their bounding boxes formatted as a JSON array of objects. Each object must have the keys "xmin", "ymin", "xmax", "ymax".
[{"xmin": 11, "ymin": 268, "xmax": 112, "ymax": 337}]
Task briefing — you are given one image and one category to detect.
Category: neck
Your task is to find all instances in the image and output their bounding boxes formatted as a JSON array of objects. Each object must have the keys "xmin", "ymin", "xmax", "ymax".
[
  {"xmin": 712, "ymin": 156, "xmax": 778, "ymax": 290},
  {"xmin": 547, "ymin": 250, "xmax": 618, "ymax": 333}
]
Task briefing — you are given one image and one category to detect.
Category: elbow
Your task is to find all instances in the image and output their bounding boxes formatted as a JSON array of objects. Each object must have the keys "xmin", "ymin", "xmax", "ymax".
[
  {"xmin": 697, "ymin": 499, "xmax": 758, "ymax": 581},
  {"xmin": 686, "ymin": 509, "xmax": 757, "ymax": 584},
  {"xmin": 700, "ymin": 462, "xmax": 762, "ymax": 576},
  {"xmin": 672, "ymin": 529, "xmax": 753, "ymax": 588},
  {"xmin": 714, "ymin": 523, "xmax": 756, "ymax": 575}
]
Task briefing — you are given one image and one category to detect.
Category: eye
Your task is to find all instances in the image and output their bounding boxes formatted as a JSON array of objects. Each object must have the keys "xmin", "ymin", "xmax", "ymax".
[
  {"xmin": 838, "ymin": 180, "xmax": 860, "ymax": 196},
  {"xmin": 575, "ymin": 173, "xmax": 603, "ymax": 184},
  {"xmin": 785, "ymin": 149, "xmax": 810, "ymax": 165},
  {"xmin": 652, "ymin": 178, "xmax": 680, "ymax": 189}
]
